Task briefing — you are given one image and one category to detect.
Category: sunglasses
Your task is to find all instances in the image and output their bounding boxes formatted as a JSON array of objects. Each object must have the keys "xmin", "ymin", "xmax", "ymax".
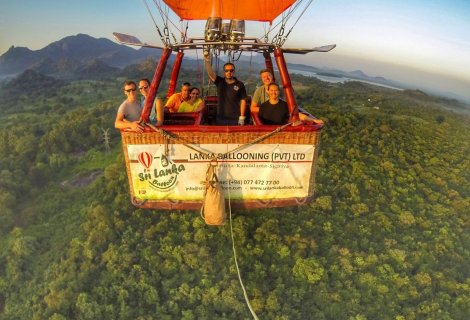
[
  {"xmin": 224, "ymin": 69, "xmax": 235, "ymax": 73},
  {"xmin": 125, "ymin": 88, "xmax": 136, "ymax": 93},
  {"xmin": 139, "ymin": 85, "xmax": 149, "ymax": 90}
]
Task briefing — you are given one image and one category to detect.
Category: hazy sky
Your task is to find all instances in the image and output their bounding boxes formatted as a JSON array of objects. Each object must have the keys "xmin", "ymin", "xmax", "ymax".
[{"xmin": 1, "ymin": 0, "xmax": 469, "ymax": 101}]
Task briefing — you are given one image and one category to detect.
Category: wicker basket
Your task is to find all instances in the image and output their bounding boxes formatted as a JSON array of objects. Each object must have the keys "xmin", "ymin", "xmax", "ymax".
[{"xmin": 121, "ymin": 124, "xmax": 322, "ymax": 210}]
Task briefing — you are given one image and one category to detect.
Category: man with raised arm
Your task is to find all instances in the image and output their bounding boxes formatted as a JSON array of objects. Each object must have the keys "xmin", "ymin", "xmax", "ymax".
[{"xmin": 203, "ymin": 51, "xmax": 247, "ymax": 125}]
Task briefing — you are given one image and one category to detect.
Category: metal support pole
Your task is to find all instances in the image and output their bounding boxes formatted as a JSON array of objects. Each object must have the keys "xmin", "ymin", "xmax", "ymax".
[
  {"xmin": 167, "ymin": 51, "xmax": 184, "ymax": 98},
  {"xmin": 140, "ymin": 48, "xmax": 172, "ymax": 122},
  {"xmin": 274, "ymin": 47, "xmax": 299, "ymax": 121}
]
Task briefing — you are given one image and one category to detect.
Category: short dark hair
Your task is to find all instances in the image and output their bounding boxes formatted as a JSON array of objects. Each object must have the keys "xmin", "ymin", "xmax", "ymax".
[
  {"xmin": 223, "ymin": 62, "xmax": 235, "ymax": 70},
  {"xmin": 139, "ymin": 78, "xmax": 150, "ymax": 85},
  {"xmin": 268, "ymin": 82, "xmax": 279, "ymax": 90},
  {"xmin": 259, "ymin": 69, "xmax": 273, "ymax": 76},
  {"xmin": 123, "ymin": 80, "xmax": 136, "ymax": 88},
  {"xmin": 190, "ymin": 87, "xmax": 200, "ymax": 94},
  {"xmin": 182, "ymin": 82, "xmax": 191, "ymax": 87}
]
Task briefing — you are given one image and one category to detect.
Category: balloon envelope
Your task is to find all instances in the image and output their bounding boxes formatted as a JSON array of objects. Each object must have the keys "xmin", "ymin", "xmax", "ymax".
[
  {"xmin": 163, "ymin": 0, "xmax": 296, "ymax": 22},
  {"xmin": 138, "ymin": 152, "xmax": 153, "ymax": 169}
]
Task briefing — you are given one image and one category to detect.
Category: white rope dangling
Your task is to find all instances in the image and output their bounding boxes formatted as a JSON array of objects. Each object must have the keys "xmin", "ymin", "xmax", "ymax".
[{"xmin": 224, "ymin": 136, "xmax": 260, "ymax": 320}]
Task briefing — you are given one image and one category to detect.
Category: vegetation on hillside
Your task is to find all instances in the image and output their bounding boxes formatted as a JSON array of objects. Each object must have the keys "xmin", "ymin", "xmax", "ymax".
[{"xmin": 0, "ymin": 71, "xmax": 469, "ymax": 319}]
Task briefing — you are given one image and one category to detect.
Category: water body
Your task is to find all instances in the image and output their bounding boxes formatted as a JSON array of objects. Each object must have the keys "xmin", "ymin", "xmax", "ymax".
[{"xmin": 289, "ymin": 68, "xmax": 404, "ymax": 91}]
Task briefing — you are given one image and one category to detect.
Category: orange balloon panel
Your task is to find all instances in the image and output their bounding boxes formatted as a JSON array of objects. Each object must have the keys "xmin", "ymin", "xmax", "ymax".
[{"xmin": 163, "ymin": 0, "xmax": 296, "ymax": 22}]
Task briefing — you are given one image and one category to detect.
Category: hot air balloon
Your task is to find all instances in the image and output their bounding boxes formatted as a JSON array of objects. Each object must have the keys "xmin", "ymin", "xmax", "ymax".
[
  {"xmin": 137, "ymin": 151, "xmax": 153, "ymax": 170},
  {"xmin": 115, "ymin": 0, "xmax": 335, "ymax": 209}
]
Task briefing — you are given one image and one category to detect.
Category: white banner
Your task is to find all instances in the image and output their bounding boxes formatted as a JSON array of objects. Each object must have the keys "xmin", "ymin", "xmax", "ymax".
[{"xmin": 127, "ymin": 143, "xmax": 315, "ymax": 200}]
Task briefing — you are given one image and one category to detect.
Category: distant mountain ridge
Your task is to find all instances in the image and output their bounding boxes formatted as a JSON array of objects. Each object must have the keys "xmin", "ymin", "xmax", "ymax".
[
  {"xmin": 286, "ymin": 63, "xmax": 405, "ymax": 90},
  {"xmin": 0, "ymin": 34, "xmax": 160, "ymax": 76},
  {"xmin": 1, "ymin": 34, "xmax": 394, "ymax": 85},
  {"xmin": 4, "ymin": 33, "xmax": 464, "ymax": 102}
]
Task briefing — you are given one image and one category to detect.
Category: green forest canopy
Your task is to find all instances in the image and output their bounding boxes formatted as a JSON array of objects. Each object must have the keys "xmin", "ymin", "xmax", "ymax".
[{"xmin": 0, "ymin": 72, "xmax": 469, "ymax": 319}]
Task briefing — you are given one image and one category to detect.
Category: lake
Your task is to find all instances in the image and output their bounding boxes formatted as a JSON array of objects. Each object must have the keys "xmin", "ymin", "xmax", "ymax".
[{"xmin": 288, "ymin": 68, "xmax": 404, "ymax": 91}]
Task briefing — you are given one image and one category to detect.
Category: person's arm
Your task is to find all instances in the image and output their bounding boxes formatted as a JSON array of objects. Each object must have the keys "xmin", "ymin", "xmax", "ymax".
[
  {"xmin": 165, "ymin": 95, "xmax": 178, "ymax": 113},
  {"xmin": 238, "ymin": 83, "xmax": 248, "ymax": 125},
  {"xmin": 195, "ymin": 99, "xmax": 205, "ymax": 112},
  {"xmin": 155, "ymin": 99, "xmax": 164, "ymax": 126},
  {"xmin": 203, "ymin": 51, "xmax": 216, "ymax": 82},
  {"xmin": 114, "ymin": 112, "xmax": 144, "ymax": 132},
  {"xmin": 250, "ymin": 87, "xmax": 261, "ymax": 113},
  {"xmin": 299, "ymin": 113, "xmax": 324, "ymax": 125},
  {"xmin": 239, "ymin": 99, "xmax": 247, "ymax": 125}
]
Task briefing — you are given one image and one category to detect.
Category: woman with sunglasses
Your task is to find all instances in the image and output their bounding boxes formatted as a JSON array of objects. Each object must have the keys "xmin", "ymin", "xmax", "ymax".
[
  {"xmin": 138, "ymin": 78, "xmax": 164, "ymax": 126},
  {"xmin": 177, "ymin": 87, "xmax": 205, "ymax": 113}
]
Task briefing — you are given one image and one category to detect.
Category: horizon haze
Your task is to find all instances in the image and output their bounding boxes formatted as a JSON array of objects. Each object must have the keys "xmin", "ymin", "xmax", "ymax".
[{"xmin": 1, "ymin": 0, "xmax": 469, "ymax": 102}]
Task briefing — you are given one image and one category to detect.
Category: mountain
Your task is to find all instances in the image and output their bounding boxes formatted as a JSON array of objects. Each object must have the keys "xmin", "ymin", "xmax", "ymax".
[
  {"xmin": 3, "ymin": 33, "xmax": 467, "ymax": 103},
  {"xmin": 3, "ymin": 69, "xmax": 65, "ymax": 92},
  {"xmin": 0, "ymin": 33, "xmax": 403, "ymax": 91},
  {"xmin": 348, "ymin": 69, "xmax": 368, "ymax": 78},
  {"xmin": 0, "ymin": 46, "xmax": 38, "ymax": 75},
  {"xmin": 0, "ymin": 34, "xmax": 161, "ymax": 76},
  {"xmin": 119, "ymin": 57, "xmax": 161, "ymax": 80},
  {"xmin": 286, "ymin": 62, "xmax": 407, "ymax": 91},
  {"xmin": 30, "ymin": 57, "xmax": 82, "ymax": 76},
  {"xmin": 75, "ymin": 58, "xmax": 120, "ymax": 79},
  {"xmin": 0, "ymin": 69, "xmax": 66, "ymax": 111}
]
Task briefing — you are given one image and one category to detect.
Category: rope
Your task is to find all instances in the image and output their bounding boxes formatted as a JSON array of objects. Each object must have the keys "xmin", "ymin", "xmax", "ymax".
[
  {"xmin": 196, "ymin": 48, "xmax": 203, "ymax": 90},
  {"xmin": 226, "ymin": 122, "xmax": 293, "ymax": 155},
  {"xmin": 224, "ymin": 133, "xmax": 259, "ymax": 320},
  {"xmin": 145, "ymin": 121, "xmax": 295, "ymax": 159},
  {"xmin": 279, "ymin": 0, "xmax": 313, "ymax": 46},
  {"xmin": 142, "ymin": 0, "xmax": 167, "ymax": 45},
  {"xmin": 270, "ymin": 0, "xmax": 313, "ymax": 46},
  {"xmin": 228, "ymin": 188, "xmax": 260, "ymax": 320},
  {"xmin": 295, "ymin": 197, "xmax": 308, "ymax": 205},
  {"xmin": 151, "ymin": 0, "xmax": 183, "ymax": 44},
  {"xmin": 145, "ymin": 122, "xmax": 282, "ymax": 319}
]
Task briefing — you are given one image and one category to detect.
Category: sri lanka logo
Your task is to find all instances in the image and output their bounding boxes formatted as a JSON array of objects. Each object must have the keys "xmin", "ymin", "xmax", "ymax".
[{"xmin": 137, "ymin": 151, "xmax": 185, "ymax": 191}]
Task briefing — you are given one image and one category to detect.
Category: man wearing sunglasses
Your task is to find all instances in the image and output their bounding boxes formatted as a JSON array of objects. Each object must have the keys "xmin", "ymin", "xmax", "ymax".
[
  {"xmin": 115, "ymin": 80, "xmax": 144, "ymax": 132},
  {"xmin": 204, "ymin": 51, "xmax": 247, "ymax": 125}
]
